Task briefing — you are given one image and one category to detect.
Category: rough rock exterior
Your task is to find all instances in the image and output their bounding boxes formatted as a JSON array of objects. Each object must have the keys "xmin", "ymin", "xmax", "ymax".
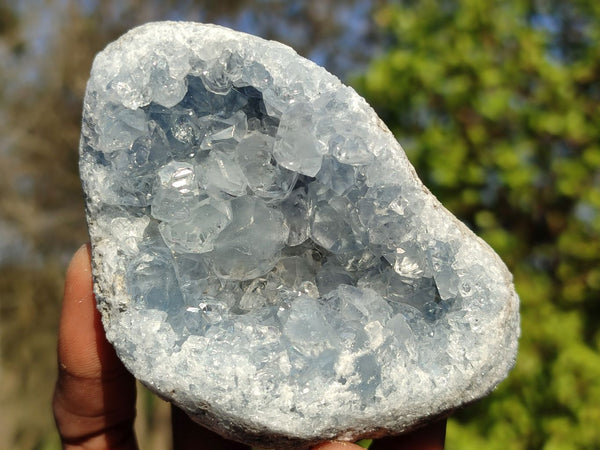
[{"xmin": 79, "ymin": 21, "xmax": 520, "ymax": 448}]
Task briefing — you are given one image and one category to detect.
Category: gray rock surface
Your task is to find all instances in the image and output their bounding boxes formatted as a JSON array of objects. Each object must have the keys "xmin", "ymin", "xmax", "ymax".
[{"xmin": 79, "ymin": 21, "xmax": 520, "ymax": 448}]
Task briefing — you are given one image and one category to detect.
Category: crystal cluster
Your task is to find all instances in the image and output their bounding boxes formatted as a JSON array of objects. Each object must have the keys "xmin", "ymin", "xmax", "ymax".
[{"xmin": 80, "ymin": 22, "xmax": 520, "ymax": 448}]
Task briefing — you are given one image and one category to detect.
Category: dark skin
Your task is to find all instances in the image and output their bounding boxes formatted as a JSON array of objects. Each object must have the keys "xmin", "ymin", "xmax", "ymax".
[{"xmin": 53, "ymin": 244, "xmax": 446, "ymax": 449}]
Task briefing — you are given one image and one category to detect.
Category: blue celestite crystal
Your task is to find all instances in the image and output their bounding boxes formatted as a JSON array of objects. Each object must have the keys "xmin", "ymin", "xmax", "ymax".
[{"xmin": 80, "ymin": 22, "xmax": 520, "ymax": 448}]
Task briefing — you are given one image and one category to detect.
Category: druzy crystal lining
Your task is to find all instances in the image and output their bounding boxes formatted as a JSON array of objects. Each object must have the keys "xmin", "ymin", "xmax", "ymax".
[{"xmin": 80, "ymin": 22, "xmax": 519, "ymax": 447}]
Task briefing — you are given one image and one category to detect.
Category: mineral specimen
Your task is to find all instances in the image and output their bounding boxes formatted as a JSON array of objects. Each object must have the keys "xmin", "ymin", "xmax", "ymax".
[{"xmin": 80, "ymin": 22, "xmax": 520, "ymax": 448}]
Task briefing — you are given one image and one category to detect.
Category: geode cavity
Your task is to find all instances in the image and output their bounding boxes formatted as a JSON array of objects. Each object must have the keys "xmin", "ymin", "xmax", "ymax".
[{"xmin": 80, "ymin": 21, "xmax": 520, "ymax": 448}]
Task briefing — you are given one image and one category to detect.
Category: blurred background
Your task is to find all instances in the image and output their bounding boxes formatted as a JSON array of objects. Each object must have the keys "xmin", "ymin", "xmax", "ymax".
[{"xmin": 0, "ymin": 0, "xmax": 599, "ymax": 448}]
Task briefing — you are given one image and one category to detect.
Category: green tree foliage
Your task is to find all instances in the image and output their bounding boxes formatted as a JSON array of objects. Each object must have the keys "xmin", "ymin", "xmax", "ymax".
[{"xmin": 354, "ymin": 1, "xmax": 600, "ymax": 448}]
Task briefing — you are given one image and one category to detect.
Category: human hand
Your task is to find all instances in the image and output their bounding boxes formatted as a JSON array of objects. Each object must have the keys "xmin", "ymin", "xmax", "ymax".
[{"xmin": 53, "ymin": 244, "xmax": 446, "ymax": 449}]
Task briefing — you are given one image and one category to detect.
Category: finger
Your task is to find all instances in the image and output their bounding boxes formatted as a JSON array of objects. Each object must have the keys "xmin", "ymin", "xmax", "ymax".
[
  {"xmin": 171, "ymin": 405, "xmax": 249, "ymax": 449},
  {"xmin": 371, "ymin": 419, "xmax": 446, "ymax": 449},
  {"xmin": 53, "ymin": 243, "xmax": 138, "ymax": 450}
]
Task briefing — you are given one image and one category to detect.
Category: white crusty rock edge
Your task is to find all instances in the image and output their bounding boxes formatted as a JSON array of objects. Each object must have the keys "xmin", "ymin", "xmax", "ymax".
[{"xmin": 80, "ymin": 21, "xmax": 520, "ymax": 449}]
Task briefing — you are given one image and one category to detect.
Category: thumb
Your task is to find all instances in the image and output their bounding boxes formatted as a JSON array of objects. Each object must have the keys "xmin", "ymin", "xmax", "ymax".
[{"xmin": 53, "ymin": 244, "xmax": 138, "ymax": 449}]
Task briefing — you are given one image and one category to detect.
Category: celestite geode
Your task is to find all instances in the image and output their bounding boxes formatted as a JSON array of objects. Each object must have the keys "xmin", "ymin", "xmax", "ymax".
[{"xmin": 79, "ymin": 22, "xmax": 520, "ymax": 448}]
